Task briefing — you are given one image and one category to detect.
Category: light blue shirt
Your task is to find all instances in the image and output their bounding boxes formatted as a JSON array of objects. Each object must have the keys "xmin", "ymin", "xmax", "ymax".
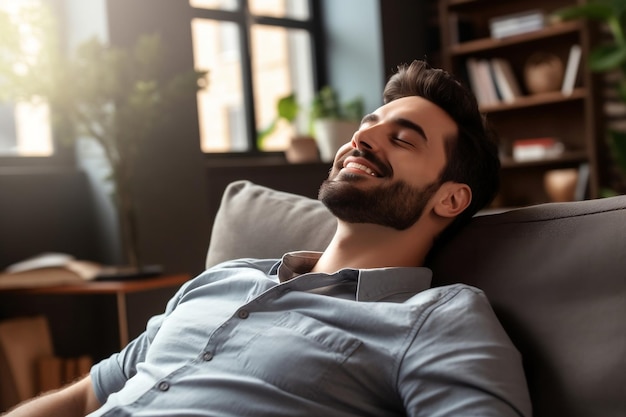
[{"xmin": 90, "ymin": 252, "xmax": 531, "ymax": 416}]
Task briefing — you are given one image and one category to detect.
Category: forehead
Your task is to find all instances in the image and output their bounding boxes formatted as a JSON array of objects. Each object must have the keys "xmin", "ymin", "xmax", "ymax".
[{"xmin": 375, "ymin": 96, "xmax": 458, "ymax": 140}]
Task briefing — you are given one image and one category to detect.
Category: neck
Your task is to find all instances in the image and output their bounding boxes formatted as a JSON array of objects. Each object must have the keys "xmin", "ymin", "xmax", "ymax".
[{"xmin": 311, "ymin": 220, "xmax": 435, "ymax": 274}]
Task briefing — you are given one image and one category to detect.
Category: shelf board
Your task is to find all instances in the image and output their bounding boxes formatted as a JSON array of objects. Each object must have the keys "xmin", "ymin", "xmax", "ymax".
[
  {"xmin": 480, "ymin": 88, "xmax": 586, "ymax": 113},
  {"xmin": 500, "ymin": 150, "xmax": 588, "ymax": 169},
  {"xmin": 447, "ymin": 0, "xmax": 480, "ymax": 5},
  {"xmin": 450, "ymin": 20, "xmax": 581, "ymax": 56}
]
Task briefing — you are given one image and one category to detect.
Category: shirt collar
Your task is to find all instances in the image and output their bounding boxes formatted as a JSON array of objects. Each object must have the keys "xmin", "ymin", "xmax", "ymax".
[{"xmin": 273, "ymin": 251, "xmax": 432, "ymax": 302}]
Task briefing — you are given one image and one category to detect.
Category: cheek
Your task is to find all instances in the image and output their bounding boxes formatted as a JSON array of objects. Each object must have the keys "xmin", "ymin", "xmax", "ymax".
[
  {"xmin": 337, "ymin": 142, "xmax": 354, "ymax": 156},
  {"xmin": 332, "ymin": 143, "xmax": 355, "ymax": 165},
  {"xmin": 395, "ymin": 155, "xmax": 444, "ymax": 187}
]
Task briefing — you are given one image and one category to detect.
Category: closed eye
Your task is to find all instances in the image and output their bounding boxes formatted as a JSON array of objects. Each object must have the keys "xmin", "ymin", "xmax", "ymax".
[{"xmin": 392, "ymin": 136, "xmax": 415, "ymax": 147}]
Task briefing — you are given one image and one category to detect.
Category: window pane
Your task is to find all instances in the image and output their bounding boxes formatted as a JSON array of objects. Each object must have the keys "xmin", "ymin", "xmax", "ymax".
[
  {"xmin": 189, "ymin": 0, "xmax": 239, "ymax": 11},
  {"xmin": 0, "ymin": 0, "xmax": 54, "ymax": 157},
  {"xmin": 191, "ymin": 18, "xmax": 248, "ymax": 152},
  {"xmin": 249, "ymin": 0, "xmax": 309, "ymax": 20},
  {"xmin": 251, "ymin": 25, "xmax": 314, "ymax": 151}
]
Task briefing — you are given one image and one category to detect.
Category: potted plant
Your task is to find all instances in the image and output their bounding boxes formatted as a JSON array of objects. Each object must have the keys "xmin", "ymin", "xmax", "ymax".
[
  {"xmin": 553, "ymin": 0, "xmax": 626, "ymax": 195},
  {"xmin": 310, "ymin": 86, "xmax": 364, "ymax": 162},
  {"xmin": 0, "ymin": 5, "xmax": 206, "ymax": 268},
  {"xmin": 257, "ymin": 93, "xmax": 319, "ymax": 163}
]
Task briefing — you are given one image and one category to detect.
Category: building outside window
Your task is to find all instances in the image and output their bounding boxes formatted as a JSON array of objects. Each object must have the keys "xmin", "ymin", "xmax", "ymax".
[{"xmin": 190, "ymin": 0, "xmax": 323, "ymax": 154}]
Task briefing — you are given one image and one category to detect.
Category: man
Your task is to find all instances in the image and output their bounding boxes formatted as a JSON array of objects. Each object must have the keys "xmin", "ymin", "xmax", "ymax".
[{"xmin": 4, "ymin": 60, "xmax": 531, "ymax": 416}]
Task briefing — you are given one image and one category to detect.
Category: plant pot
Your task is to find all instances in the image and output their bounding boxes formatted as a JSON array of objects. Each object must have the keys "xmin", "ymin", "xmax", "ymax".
[
  {"xmin": 285, "ymin": 136, "xmax": 319, "ymax": 164},
  {"xmin": 313, "ymin": 119, "xmax": 360, "ymax": 162}
]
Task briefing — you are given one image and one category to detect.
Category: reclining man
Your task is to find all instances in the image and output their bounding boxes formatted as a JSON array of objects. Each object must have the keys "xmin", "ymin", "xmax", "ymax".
[{"xmin": 5, "ymin": 60, "xmax": 531, "ymax": 417}]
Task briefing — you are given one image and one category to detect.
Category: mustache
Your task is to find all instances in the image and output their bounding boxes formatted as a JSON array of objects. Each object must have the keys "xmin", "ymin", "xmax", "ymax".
[{"xmin": 339, "ymin": 148, "xmax": 393, "ymax": 177}]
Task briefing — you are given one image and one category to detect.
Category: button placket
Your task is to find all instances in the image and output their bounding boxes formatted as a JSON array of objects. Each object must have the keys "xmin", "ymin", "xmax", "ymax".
[{"xmin": 237, "ymin": 309, "xmax": 250, "ymax": 319}]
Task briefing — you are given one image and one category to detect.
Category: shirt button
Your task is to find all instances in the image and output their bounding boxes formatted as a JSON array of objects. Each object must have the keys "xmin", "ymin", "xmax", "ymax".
[
  {"xmin": 202, "ymin": 351, "xmax": 213, "ymax": 361},
  {"xmin": 158, "ymin": 381, "xmax": 170, "ymax": 391},
  {"xmin": 237, "ymin": 309, "xmax": 250, "ymax": 319}
]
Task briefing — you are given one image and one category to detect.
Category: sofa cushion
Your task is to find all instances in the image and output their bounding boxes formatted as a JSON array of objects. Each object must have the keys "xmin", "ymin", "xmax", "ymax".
[
  {"xmin": 429, "ymin": 196, "xmax": 626, "ymax": 417},
  {"xmin": 207, "ymin": 180, "xmax": 626, "ymax": 417},
  {"xmin": 206, "ymin": 180, "xmax": 336, "ymax": 268}
]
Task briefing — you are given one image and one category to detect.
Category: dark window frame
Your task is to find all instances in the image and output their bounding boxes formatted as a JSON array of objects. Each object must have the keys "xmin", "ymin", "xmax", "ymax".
[{"xmin": 191, "ymin": 0, "xmax": 327, "ymax": 157}]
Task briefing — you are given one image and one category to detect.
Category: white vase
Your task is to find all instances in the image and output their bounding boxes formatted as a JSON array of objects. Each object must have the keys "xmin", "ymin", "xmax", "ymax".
[{"xmin": 313, "ymin": 119, "xmax": 360, "ymax": 162}]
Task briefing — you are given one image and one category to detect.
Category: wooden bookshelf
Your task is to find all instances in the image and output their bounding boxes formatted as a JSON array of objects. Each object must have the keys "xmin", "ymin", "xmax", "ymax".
[{"xmin": 438, "ymin": 0, "xmax": 604, "ymax": 207}]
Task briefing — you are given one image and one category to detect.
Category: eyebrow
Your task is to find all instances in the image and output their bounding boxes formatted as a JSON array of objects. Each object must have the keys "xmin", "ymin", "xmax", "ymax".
[{"xmin": 360, "ymin": 113, "xmax": 428, "ymax": 141}]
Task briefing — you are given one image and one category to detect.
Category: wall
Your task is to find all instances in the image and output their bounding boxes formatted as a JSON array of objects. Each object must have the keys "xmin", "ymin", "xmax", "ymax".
[
  {"xmin": 0, "ymin": 168, "xmax": 99, "ymax": 269},
  {"xmin": 320, "ymin": 0, "xmax": 385, "ymax": 114}
]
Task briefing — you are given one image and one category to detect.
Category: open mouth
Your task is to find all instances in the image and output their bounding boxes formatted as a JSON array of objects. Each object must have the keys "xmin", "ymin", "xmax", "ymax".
[{"xmin": 344, "ymin": 161, "xmax": 379, "ymax": 177}]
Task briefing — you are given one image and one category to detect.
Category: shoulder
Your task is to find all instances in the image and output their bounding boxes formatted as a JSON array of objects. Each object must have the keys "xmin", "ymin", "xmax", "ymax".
[
  {"xmin": 407, "ymin": 283, "xmax": 490, "ymax": 313},
  {"xmin": 408, "ymin": 283, "xmax": 510, "ymax": 344}
]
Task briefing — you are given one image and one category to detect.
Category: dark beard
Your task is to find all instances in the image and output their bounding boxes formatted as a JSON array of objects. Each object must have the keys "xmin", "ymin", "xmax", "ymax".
[{"xmin": 319, "ymin": 175, "xmax": 441, "ymax": 231}]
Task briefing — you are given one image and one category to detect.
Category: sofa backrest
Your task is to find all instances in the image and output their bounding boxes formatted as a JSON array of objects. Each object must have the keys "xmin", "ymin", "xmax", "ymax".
[{"xmin": 207, "ymin": 180, "xmax": 626, "ymax": 417}]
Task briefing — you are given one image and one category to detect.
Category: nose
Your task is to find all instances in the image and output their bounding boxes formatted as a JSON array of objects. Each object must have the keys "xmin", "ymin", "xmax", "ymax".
[{"xmin": 351, "ymin": 125, "xmax": 379, "ymax": 152}]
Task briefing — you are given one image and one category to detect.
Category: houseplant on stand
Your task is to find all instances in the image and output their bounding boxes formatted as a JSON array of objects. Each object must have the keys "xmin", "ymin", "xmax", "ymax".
[
  {"xmin": 0, "ymin": 5, "xmax": 206, "ymax": 269},
  {"xmin": 554, "ymin": 0, "xmax": 626, "ymax": 195}
]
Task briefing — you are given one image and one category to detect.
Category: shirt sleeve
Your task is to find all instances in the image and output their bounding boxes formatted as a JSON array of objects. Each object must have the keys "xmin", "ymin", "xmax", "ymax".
[
  {"xmin": 398, "ymin": 285, "xmax": 532, "ymax": 417},
  {"xmin": 90, "ymin": 283, "xmax": 187, "ymax": 404}
]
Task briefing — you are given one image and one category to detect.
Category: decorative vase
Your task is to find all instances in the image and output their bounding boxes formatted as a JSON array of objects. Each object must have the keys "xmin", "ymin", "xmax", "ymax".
[
  {"xmin": 285, "ymin": 136, "xmax": 320, "ymax": 164},
  {"xmin": 544, "ymin": 168, "xmax": 578, "ymax": 202},
  {"xmin": 313, "ymin": 119, "xmax": 360, "ymax": 163},
  {"xmin": 524, "ymin": 52, "xmax": 564, "ymax": 94}
]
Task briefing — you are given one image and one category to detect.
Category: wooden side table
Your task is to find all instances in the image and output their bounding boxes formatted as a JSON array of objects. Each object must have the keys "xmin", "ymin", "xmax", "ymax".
[{"xmin": 0, "ymin": 274, "xmax": 190, "ymax": 349}]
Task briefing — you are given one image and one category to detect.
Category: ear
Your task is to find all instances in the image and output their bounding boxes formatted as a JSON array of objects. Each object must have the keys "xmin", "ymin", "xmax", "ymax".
[{"xmin": 433, "ymin": 182, "xmax": 472, "ymax": 219}]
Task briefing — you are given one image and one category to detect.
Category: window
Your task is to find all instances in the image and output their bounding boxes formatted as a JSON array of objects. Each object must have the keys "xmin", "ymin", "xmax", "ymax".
[
  {"xmin": 190, "ymin": 0, "xmax": 323, "ymax": 154},
  {"xmin": 0, "ymin": 0, "xmax": 54, "ymax": 158}
]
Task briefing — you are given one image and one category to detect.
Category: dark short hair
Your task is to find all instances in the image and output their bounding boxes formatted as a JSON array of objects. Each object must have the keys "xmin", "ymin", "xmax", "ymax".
[{"xmin": 383, "ymin": 60, "xmax": 500, "ymax": 241}]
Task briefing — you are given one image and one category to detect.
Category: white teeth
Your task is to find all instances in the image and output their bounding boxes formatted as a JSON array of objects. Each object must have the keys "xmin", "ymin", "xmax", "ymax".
[{"xmin": 346, "ymin": 162, "xmax": 377, "ymax": 177}]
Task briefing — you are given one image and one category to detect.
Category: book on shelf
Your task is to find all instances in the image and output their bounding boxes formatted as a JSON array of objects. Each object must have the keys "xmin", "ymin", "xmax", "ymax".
[
  {"xmin": 490, "ymin": 58, "xmax": 523, "ymax": 103},
  {"xmin": 466, "ymin": 58, "xmax": 488, "ymax": 106},
  {"xmin": 574, "ymin": 162, "xmax": 590, "ymax": 200},
  {"xmin": 477, "ymin": 60, "xmax": 500, "ymax": 105},
  {"xmin": 562, "ymin": 44, "xmax": 582, "ymax": 95},
  {"xmin": 512, "ymin": 138, "xmax": 564, "ymax": 162},
  {"xmin": 465, "ymin": 58, "xmax": 500, "ymax": 106},
  {"xmin": 489, "ymin": 9, "xmax": 546, "ymax": 39}
]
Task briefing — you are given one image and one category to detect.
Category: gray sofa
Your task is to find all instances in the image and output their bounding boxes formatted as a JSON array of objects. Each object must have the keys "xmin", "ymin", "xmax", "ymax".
[{"xmin": 207, "ymin": 180, "xmax": 626, "ymax": 417}]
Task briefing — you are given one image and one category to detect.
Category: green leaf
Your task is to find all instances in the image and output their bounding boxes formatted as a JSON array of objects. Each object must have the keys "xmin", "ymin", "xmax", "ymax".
[
  {"xmin": 611, "ymin": 0, "xmax": 626, "ymax": 17},
  {"xmin": 589, "ymin": 44, "xmax": 626, "ymax": 71},
  {"xmin": 277, "ymin": 94, "xmax": 299, "ymax": 123},
  {"xmin": 343, "ymin": 98, "xmax": 364, "ymax": 121},
  {"xmin": 553, "ymin": 3, "xmax": 614, "ymax": 22}
]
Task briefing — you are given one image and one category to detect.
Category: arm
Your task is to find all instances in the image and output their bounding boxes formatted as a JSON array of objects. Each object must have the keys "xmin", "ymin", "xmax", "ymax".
[
  {"xmin": 2, "ymin": 375, "xmax": 100, "ymax": 417},
  {"xmin": 399, "ymin": 286, "xmax": 532, "ymax": 416}
]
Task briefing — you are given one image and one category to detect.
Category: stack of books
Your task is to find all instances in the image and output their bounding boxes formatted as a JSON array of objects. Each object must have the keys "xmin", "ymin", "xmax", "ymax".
[
  {"xmin": 489, "ymin": 10, "xmax": 546, "ymax": 39},
  {"xmin": 466, "ymin": 58, "xmax": 523, "ymax": 106}
]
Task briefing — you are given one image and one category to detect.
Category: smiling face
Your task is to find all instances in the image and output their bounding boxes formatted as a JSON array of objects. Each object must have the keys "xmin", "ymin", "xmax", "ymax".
[{"xmin": 318, "ymin": 96, "xmax": 459, "ymax": 230}]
